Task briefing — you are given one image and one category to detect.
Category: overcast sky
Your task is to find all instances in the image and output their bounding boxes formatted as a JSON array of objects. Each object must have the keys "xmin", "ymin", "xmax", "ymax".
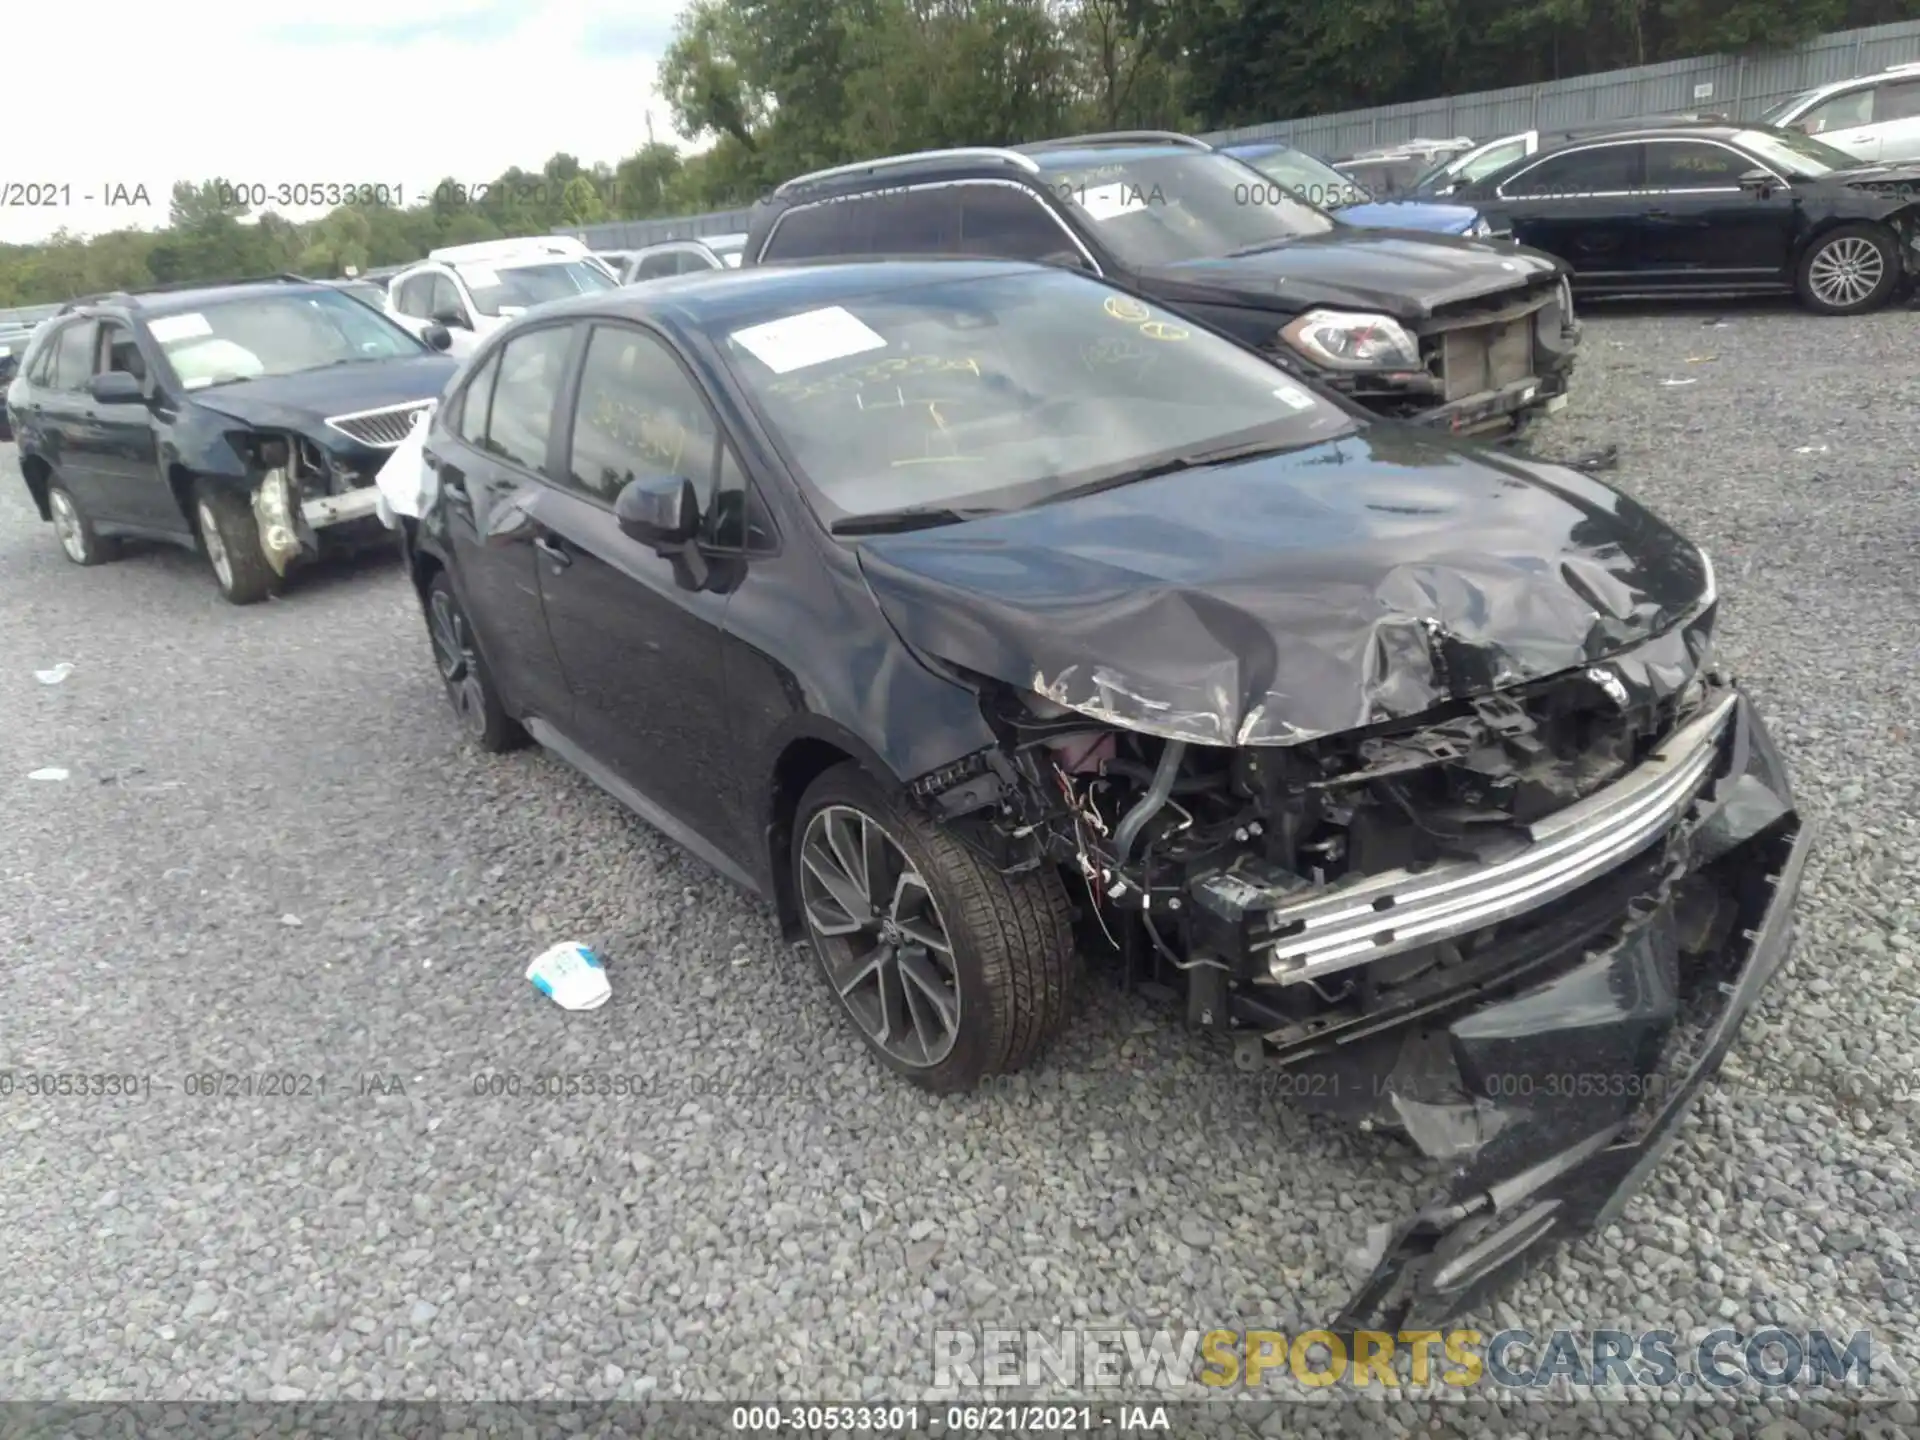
[{"xmin": 1, "ymin": 0, "xmax": 689, "ymax": 246}]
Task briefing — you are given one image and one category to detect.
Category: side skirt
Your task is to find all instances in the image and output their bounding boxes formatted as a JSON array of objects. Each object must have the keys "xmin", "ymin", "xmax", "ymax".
[{"xmin": 524, "ymin": 716, "xmax": 765, "ymax": 901}]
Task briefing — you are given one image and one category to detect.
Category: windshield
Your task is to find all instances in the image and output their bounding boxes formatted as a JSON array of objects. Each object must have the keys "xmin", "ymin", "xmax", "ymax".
[
  {"xmin": 1231, "ymin": 147, "xmax": 1370, "ymax": 209},
  {"xmin": 145, "ymin": 289, "xmax": 425, "ymax": 389},
  {"xmin": 720, "ymin": 268, "xmax": 1355, "ymax": 524},
  {"xmin": 458, "ymin": 259, "xmax": 618, "ymax": 317},
  {"xmin": 1760, "ymin": 90, "xmax": 1819, "ymax": 126},
  {"xmin": 1040, "ymin": 151, "xmax": 1337, "ymax": 266},
  {"xmin": 1734, "ymin": 126, "xmax": 1861, "ymax": 177}
]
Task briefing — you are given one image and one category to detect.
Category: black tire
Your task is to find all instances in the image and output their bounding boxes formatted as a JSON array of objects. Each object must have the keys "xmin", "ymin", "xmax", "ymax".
[
  {"xmin": 193, "ymin": 482, "xmax": 279, "ymax": 605},
  {"xmin": 46, "ymin": 481, "xmax": 119, "ymax": 567},
  {"xmin": 793, "ymin": 761, "xmax": 1075, "ymax": 1094},
  {"xmin": 1796, "ymin": 222, "xmax": 1899, "ymax": 316},
  {"xmin": 424, "ymin": 568, "xmax": 526, "ymax": 753}
]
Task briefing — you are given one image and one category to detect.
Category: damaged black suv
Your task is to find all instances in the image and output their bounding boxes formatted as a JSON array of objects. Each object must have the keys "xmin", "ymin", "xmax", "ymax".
[
  {"xmin": 5, "ymin": 276, "xmax": 458, "ymax": 603},
  {"xmin": 405, "ymin": 260, "xmax": 1809, "ymax": 1330}
]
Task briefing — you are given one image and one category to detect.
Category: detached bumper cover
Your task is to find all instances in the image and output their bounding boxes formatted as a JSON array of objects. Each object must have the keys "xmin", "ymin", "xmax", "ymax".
[{"xmin": 1327, "ymin": 689, "xmax": 1808, "ymax": 1330}]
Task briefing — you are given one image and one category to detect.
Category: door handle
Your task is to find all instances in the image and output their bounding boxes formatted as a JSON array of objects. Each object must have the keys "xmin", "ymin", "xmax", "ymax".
[{"xmin": 534, "ymin": 534, "xmax": 572, "ymax": 568}]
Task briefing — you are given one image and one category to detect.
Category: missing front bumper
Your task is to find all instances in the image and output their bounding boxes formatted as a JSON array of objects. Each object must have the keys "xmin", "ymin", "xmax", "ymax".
[{"xmin": 1320, "ymin": 691, "xmax": 1809, "ymax": 1329}]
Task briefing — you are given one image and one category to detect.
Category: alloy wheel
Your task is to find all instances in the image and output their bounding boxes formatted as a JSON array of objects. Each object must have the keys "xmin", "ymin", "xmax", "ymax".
[
  {"xmin": 799, "ymin": 804, "xmax": 962, "ymax": 1067},
  {"xmin": 50, "ymin": 490, "xmax": 86, "ymax": 563},
  {"xmin": 1808, "ymin": 236, "xmax": 1884, "ymax": 309},
  {"xmin": 428, "ymin": 587, "xmax": 488, "ymax": 739},
  {"xmin": 197, "ymin": 501, "xmax": 234, "ymax": 591}
]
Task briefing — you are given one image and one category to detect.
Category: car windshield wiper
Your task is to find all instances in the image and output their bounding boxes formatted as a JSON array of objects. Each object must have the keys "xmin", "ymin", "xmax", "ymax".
[
  {"xmin": 1031, "ymin": 437, "xmax": 1307, "ymax": 509},
  {"xmin": 829, "ymin": 504, "xmax": 1001, "ymax": 537}
]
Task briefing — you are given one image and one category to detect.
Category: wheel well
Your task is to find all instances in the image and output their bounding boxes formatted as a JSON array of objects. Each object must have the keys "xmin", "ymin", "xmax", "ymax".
[
  {"xmin": 409, "ymin": 543, "xmax": 442, "ymax": 604},
  {"xmin": 768, "ymin": 738, "xmax": 856, "ymax": 940},
  {"xmin": 1797, "ymin": 215, "xmax": 1898, "ymax": 265},
  {"xmin": 167, "ymin": 464, "xmax": 199, "ymax": 531},
  {"xmin": 19, "ymin": 453, "xmax": 51, "ymax": 521}
]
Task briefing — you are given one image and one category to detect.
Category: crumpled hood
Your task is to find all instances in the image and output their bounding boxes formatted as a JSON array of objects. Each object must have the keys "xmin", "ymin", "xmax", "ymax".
[
  {"xmin": 1138, "ymin": 230, "xmax": 1562, "ymax": 320},
  {"xmin": 189, "ymin": 354, "xmax": 457, "ymax": 443},
  {"xmin": 856, "ymin": 428, "xmax": 1713, "ymax": 747},
  {"xmin": 1336, "ymin": 200, "xmax": 1481, "ymax": 234}
]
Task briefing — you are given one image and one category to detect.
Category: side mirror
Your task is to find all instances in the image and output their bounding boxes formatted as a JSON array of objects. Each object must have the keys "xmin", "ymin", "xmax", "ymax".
[
  {"xmin": 615, "ymin": 472, "xmax": 700, "ymax": 551},
  {"xmin": 1738, "ymin": 168, "xmax": 1775, "ymax": 197},
  {"xmin": 421, "ymin": 323, "xmax": 453, "ymax": 352},
  {"xmin": 88, "ymin": 370, "xmax": 145, "ymax": 405},
  {"xmin": 430, "ymin": 306, "xmax": 469, "ymax": 330}
]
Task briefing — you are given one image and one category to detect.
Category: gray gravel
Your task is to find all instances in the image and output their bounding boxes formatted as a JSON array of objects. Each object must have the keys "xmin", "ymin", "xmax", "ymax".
[{"xmin": 1, "ymin": 300, "xmax": 1917, "ymax": 1428}]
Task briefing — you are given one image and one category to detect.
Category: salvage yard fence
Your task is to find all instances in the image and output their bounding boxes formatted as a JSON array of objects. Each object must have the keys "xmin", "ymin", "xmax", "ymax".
[{"xmin": 554, "ymin": 17, "xmax": 1920, "ymax": 252}]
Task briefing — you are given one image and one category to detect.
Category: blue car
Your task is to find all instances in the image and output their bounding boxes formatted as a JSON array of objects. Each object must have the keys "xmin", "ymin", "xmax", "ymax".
[{"xmin": 1218, "ymin": 140, "xmax": 1494, "ymax": 236}]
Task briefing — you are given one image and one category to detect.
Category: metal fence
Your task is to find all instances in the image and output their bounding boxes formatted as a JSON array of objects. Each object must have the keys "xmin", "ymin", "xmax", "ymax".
[
  {"xmin": 1198, "ymin": 17, "xmax": 1920, "ymax": 154},
  {"xmin": 556, "ymin": 17, "xmax": 1920, "ymax": 250},
  {"xmin": 0, "ymin": 303, "xmax": 62, "ymax": 328},
  {"xmin": 559, "ymin": 209, "xmax": 756, "ymax": 251}
]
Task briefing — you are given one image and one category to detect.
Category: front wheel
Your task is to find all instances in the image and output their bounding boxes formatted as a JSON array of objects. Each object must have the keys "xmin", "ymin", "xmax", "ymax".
[
  {"xmin": 194, "ymin": 483, "xmax": 279, "ymax": 605},
  {"xmin": 1797, "ymin": 223, "xmax": 1899, "ymax": 315},
  {"xmin": 793, "ymin": 762, "xmax": 1076, "ymax": 1094}
]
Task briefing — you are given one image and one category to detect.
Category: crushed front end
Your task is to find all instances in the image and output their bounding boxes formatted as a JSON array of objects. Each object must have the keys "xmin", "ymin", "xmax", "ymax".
[
  {"xmin": 231, "ymin": 401, "xmax": 430, "ymax": 576},
  {"xmin": 1288, "ymin": 273, "xmax": 1581, "ymax": 438},
  {"xmin": 914, "ymin": 638, "xmax": 1806, "ymax": 1328}
]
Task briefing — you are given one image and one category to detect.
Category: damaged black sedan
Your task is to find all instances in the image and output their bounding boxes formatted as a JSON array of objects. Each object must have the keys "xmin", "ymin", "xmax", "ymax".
[{"xmin": 404, "ymin": 260, "xmax": 1809, "ymax": 1329}]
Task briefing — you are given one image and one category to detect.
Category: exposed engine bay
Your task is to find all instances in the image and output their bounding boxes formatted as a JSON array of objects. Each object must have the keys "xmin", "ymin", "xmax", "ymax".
[{"xmin": 908, "ymin": 645, "xmax": 1808, "ymax": 1328}]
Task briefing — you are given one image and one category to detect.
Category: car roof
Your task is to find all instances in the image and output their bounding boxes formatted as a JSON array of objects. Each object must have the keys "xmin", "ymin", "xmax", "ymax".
[
  {"xmin": 1793, "ymin": 60, "xmax": 1920, "ymax": 101},
  {"xmin": 1530, "ymin": 121, "xmax": 1750, "ymax": 146},
  {"xmin": 498, "ymin": 257, "xmax": 1055, "ymax": 333},
  {"xmin": 55, "ymin": 278, "xmax": 346, "ymax": 319}
]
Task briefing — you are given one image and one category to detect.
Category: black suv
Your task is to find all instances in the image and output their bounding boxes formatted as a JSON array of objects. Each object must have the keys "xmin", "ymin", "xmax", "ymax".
[
  {"xmin": 5, "ymin": 276, "xmax": 458, "ymax": 603},
  {"xmin": 744, "ymin": 131, "xmax": 1582, "ymax": 437}
]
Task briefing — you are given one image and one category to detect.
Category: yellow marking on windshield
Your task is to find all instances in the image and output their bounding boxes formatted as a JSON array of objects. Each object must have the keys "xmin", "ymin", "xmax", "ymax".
[
  {"xmin": 1103, "ymin": 295, "xmax": 1151, "ymax": 323},
  {"xmin": 1138, "ymin": 320, "xmax": 1189, "ymax": 342}
]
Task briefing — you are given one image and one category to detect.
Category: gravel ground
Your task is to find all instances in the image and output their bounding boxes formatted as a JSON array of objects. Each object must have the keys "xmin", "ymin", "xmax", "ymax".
[{"xmin": 1, "ymin": 302, "xmax": 1917, "ymax": 1433}]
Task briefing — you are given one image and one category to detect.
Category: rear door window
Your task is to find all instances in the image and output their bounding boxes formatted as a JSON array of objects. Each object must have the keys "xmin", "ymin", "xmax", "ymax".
[
  {"xmin": 482, "ymin": 326, "xmax": 574, "ymax": 474},
  {"xmin": 50, "ymin": 321, "xmax": 99, "ymax": 390},
  {"xmin": 1502, "ymin": 143, "xmax": 1643, "ymax": 196},
  {"xmin": 393, "ymin": 274, "xmax": 433, "ymax": 318},
  {"xmin": 759, "ymin": 198, "xmax": 881, "ymax": 260}
]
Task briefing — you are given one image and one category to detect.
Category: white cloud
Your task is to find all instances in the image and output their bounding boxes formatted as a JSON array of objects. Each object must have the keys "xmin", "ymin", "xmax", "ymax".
[{"xmin": 0, "ymin": 0, "xmax": 691, "ymax": 247}]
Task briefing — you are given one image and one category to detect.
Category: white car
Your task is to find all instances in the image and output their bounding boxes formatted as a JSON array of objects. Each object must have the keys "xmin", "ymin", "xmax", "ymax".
[
  {"xmin": 611, "ymin": 233, "xmax": 749, "ymax": 285},
  {"xmin": 1759, "ymin": 62, "xmax": 1920, "ymax": 165},
  {"xmin": 385, "ymin": 237, "xmax": 620, "ymax": 358}
]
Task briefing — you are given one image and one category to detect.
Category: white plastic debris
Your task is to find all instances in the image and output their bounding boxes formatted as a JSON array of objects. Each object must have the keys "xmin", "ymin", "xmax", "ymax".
[
  {"xmin": 1794, "ymin": 444, "xmax": 1830, "ymax": 455},
  {"xmin": 1659, "ymin": 378, "xmax": 1698, "ymax": 387},
  {"xmin": 374, "ymin": 403, "xmax": 438, "ymax": 529},
  {"xmin": 527, "ymin": 942, "xmax": 611, "ymax": 1011},
  {"xmin": 279, "ymin": 913, "xmax": 304, "ymax": 928},
  {"xmin": 28, "ymin": 767, "xmax": 69, "ymax": 781},
  {"xmin": 34, "ymin": 662, "xmax": 75, "ymax": 685}
]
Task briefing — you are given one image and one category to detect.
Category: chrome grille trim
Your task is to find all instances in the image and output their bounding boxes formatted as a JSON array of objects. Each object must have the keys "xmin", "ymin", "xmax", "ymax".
[
  {"xmin": 1260, "ymin": 691, "xmax": 1737, "ymax": 986},
  {"xmin": 325, "ymin": 400, "xmax": 433, "ymax": 449}
]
